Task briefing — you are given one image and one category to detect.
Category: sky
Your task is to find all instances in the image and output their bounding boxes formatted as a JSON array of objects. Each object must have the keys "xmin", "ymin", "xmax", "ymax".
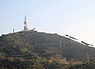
[{"xmin": 0, "ymin": 0, "xmax": 95, "ymax": 46}]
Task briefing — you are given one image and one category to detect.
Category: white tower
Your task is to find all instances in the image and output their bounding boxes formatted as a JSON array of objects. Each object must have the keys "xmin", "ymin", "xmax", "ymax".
[{"xmin": 24, "ymin": 16, "xmax": 28, "ymax": 31}]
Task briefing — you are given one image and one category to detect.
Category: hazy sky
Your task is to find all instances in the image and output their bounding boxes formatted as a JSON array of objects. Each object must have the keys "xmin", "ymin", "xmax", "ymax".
[{"xmin": 0, "ymin": 0, "xmax": 95, "ymax": 46}]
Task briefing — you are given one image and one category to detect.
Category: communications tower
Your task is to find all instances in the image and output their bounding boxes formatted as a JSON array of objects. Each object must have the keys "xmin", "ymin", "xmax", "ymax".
[{"xmin": 24, "ymin": 16, "xmax": 28, "ymax": 31}]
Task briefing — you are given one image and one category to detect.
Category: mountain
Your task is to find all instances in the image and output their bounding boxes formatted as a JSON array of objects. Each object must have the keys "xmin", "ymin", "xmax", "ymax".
[{"xmin": 0, "ymin": 31, "xmax": 95, "ymax": 61}]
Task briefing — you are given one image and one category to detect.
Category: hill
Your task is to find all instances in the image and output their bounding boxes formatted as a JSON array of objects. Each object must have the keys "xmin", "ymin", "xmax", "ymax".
[{"xmin": 0, "ymin": 31, "xmax": 95, "ymax": 62}]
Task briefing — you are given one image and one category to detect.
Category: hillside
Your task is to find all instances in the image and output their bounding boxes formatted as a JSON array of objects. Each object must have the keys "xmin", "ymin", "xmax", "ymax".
[{"xmin": 0, "ymin": 31, "xmax": 95, "ymax": 62}]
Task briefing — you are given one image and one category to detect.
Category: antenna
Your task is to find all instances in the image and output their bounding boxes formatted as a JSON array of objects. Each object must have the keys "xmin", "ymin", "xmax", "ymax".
[
  {"xmin": 24, "ymin": 9, "xmax": 26, "ymax": 22},
  {"xmin": 25, "ymin": 9, "xmax": 26, "ymax": 17},
  {"xmin": 24, "ymin": 9, "xmax": 28, "ymax": 31}
]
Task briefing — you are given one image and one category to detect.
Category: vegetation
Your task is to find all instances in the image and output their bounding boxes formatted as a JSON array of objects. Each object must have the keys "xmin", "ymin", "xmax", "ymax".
[
  {"xmin": 0, "ymin": 31, "xmax": 95, "ymax": 69},
  {"xmin": 0, "ymin": 56, "xmax": 95, "ymax": 69}
]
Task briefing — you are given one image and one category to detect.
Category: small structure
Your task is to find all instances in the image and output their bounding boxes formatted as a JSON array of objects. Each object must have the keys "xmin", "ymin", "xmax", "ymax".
[{"xmin": 32, "ymin": 28, "xmax": 37, "ymax": 32}]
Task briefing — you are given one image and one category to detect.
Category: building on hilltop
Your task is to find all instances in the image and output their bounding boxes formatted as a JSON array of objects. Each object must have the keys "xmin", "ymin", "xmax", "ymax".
[{"xmin": 32, "ymin": 28, "xmax": 37, "ymax": 31}]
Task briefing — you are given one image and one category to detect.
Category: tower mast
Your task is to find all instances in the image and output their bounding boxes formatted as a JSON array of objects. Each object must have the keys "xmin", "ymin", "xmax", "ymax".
[
  {"xmin": 60, "ymin": 40, "xmax": 62, "ymax": 48},
  {"xmin": 24, "ymin": 15, "xmax": 28, "ymax": 31}
]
